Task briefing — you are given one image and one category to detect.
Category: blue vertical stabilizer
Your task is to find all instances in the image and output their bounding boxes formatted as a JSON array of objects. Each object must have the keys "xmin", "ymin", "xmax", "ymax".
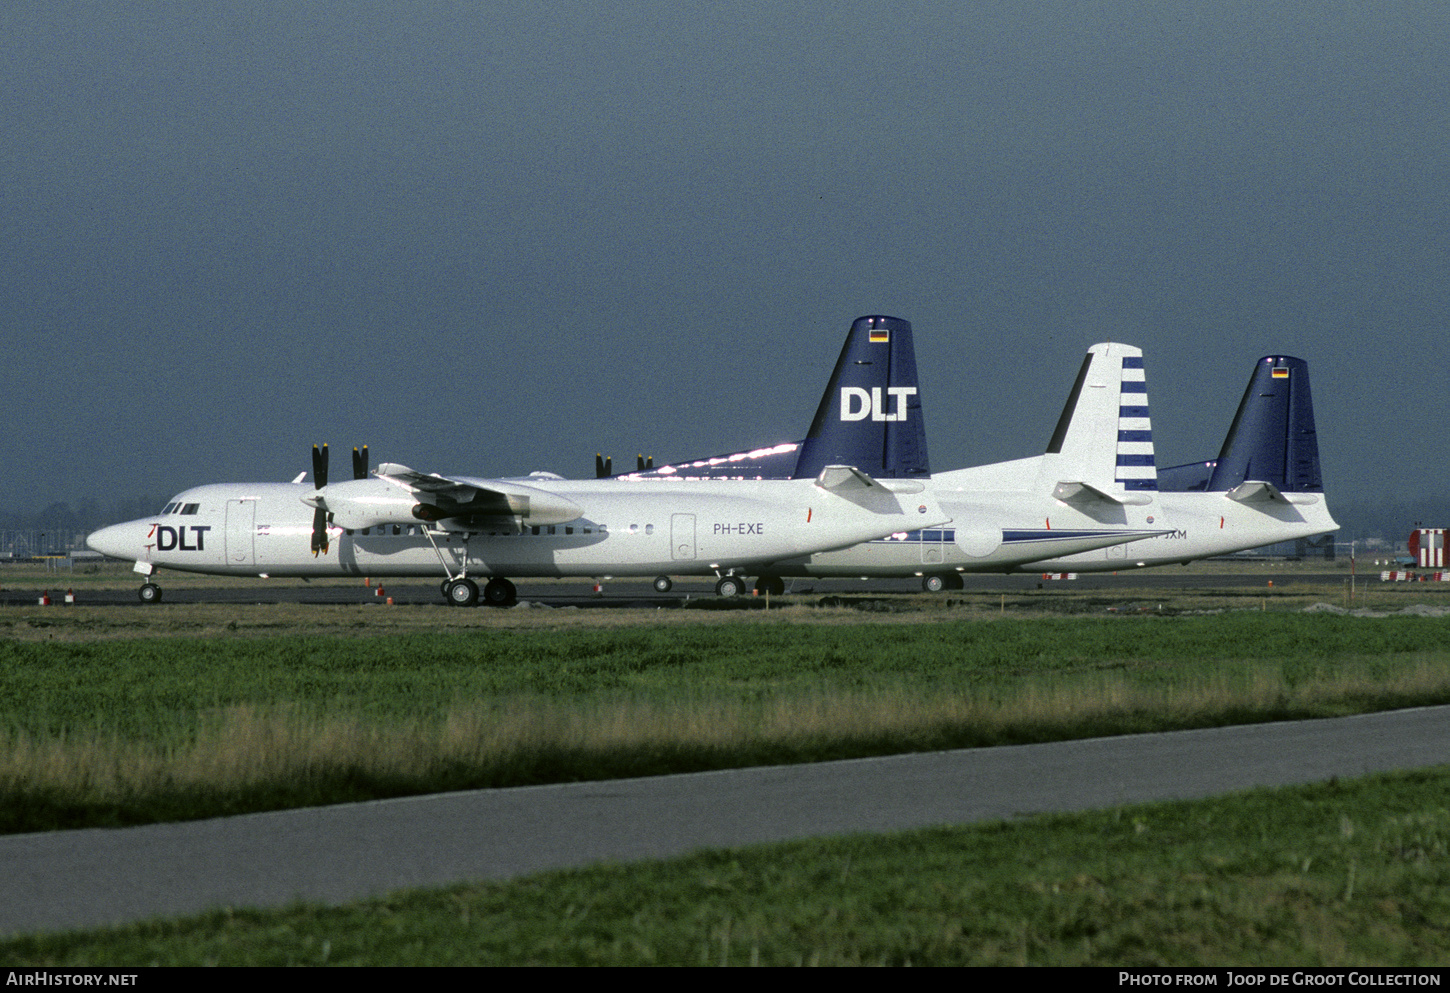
[
  {"xmin": 624, "ymin": 315, "xmax": 930, "ymax": 481},
  {"xmin": 792, "ymin": 315, "xmax": 930, "ymax": 479},
  {"xmin": 1207, "ymin": 355, "xmax": 1322, "ymax": 492}
]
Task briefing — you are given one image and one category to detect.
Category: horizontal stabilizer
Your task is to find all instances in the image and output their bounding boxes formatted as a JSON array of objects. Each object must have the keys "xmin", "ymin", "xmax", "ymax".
[
  {"xmin": 814, "ymin": 465, "xmax": 880, "ymax": 492},
  {"xmin": 1224, "ymin": 480, "xmax": 1322, "ymax": 506},
  {"xmin": 1053, "ymin": 481, "xmax": 1153, "ymax": 506}
]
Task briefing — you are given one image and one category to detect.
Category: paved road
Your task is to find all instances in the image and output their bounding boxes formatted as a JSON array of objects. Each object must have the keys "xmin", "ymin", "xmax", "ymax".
[
  {"xmin": 4, "ymin": 705, "xmax": 1448, "ymax": 938},
  {"xmin": 0, "ymin": 571, "xmax": 1358, "ymax": 608}
]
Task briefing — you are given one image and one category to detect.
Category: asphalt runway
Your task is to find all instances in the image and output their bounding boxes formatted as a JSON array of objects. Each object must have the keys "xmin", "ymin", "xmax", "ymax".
[
  {"xmin": 0, "ymin": 571, "xmax": 1353, "ymax": 608},
  {"xmin": 4, "ymin": 705, "xmax": 1449, "ymax": 938}
]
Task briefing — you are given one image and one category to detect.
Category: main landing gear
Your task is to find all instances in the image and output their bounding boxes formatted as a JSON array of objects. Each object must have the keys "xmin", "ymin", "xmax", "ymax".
[
  {"xmin": 714, "ymin": 575, "xmax": 748, "ymax": 598},
  {"xmin": 441, "ymin": 576, "xmax": 517, "ymax": 607},
  {"xmin": 483, "ymin": 577, "xmax": 516, "ymax": 605},
  {"xmin": 714, "ymin": 574, "xmax": 785, "ymax": 598},
  {"xmin": 922, "ymin": 573, "xmax": 964, "ymax": 593},
  {"xmin": 445, "ymin": 578, "xmax": 478, "ymax": 606}
]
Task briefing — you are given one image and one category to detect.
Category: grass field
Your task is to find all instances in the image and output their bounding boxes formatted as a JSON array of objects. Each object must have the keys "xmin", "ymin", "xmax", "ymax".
[
  {"xmin": 4, "ymin": 563, "xmax": 1449, "ymax": 962},
  {"xmin": 5, "ymin": 767, "xmax": 1449, "ymax": 965},
  {"xmin": 3, "ymin": 570, "xmax": 1450, "ymax": 833}
]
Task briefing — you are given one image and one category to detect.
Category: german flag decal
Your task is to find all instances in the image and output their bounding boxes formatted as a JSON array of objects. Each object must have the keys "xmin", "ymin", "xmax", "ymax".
[
  {"xmin": 869, "ymin": 329, "xmax": 890, "ymax": 343},
  {"xmin": 1271, "ymin": 367, "xmax": 1289, "ymax": 379}
]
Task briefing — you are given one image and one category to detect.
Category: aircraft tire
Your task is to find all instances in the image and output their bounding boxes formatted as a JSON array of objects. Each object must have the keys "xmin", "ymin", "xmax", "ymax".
[
  {"xmin": 653, "ymin": 575, "xmax": 673, "ymax": 593},
  {"xmin": 754, "ymin": 575, "xmax": 785, "ymax": 597},
  {"xmin": 138, "ymin": 583, "xmax": 162, "ymax": 604},
  {"xmin": 446, "ymin": 578, "xmax": 479, "ymax": 607},
  {"xmin": 947, "ymin": 573, "xmax": 964, "ymax": 590},
  {"xmin": 483, "ymin": 577, "xmax": 517, "ymax": 606},
  {"xmin": 922, "ymin": 574, "xmax": 947, "ymax": 593},
  {"xmin": 715, "ymin": 576, "xmax": 746, "ymax": 598}
]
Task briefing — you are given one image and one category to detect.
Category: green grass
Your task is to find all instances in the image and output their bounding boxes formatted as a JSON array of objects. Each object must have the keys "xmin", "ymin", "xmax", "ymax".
[
  {"xmin": 4, "ymin": 613, "xmax": 1450, "ymax": 833},
  {"xmin": 6, "ymin": 767, "xmax": 1450, "ymax": 965}
]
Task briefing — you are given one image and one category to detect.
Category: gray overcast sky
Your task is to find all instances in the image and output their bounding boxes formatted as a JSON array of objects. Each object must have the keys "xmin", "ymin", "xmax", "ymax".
[{"xmin": 4, "ymin": 1, "xmax": 1447, "ymax": 515}]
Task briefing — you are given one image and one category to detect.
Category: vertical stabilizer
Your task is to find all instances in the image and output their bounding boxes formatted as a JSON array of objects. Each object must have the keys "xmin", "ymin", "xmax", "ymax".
[
  {"xmin": 1206, "ymin": 356, "xmax": 1322, "ymax": 492},
  {"xmin": 1045, "ymin": 343, "xmax": 1156, "ymax": 499},
  {"xmin": 792, "ymin": 315, "xmax": 930, "ymax": 479}
]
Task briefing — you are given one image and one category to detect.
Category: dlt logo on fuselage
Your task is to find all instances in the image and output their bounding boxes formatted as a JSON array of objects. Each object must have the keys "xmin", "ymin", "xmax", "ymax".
[
  {"xmin": 150, "ymin": 525, "xmax": 212, "ymax": 551},
  {"xmin": 840, "ymin": 386, "xmax": 917, "ymax": 422}
]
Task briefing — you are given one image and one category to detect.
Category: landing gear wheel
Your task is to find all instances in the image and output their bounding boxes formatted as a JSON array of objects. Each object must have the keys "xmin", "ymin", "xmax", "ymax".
[
  {"xmin": 138, "ymin": 583, "xmax": 162, "ymax": 604},
  {"xmin": 441, "ymin": 579, "xmax": 452, "ymax": 598},
  {"xmin": 922, "ymin": 574, "xmax": 947, "ymax": 593},
  {"xmin": 947, "ymin": 573, "xmax": 964, "ymax": 590},
  {"xmin": 754, "ymin": 575, "xmax": 785, "ymax": 597},
  {"xmin": 446, "ymin": 578, "xmax": 479, "ymax": 607},
  {"xmin": 653, "ymin": 575, "xmax": 673, "ymax": 593},
  {"xmin": 715, "ymin": 576, "xmax": 746, "ymax": 598},
  {"xmin": 483, "ymin": 577, "xmax": 517, "ymax": 605}
]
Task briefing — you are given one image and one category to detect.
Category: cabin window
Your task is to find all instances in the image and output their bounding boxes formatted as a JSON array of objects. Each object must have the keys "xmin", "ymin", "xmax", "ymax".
[
  {"xmin": 645, "ymin": 524, "xmax": 654, "ymax": 535},
  {"xmin": 629, "ymin": 524, "xmax": 638, "ymax": 534},
  {"xmin": 531, "ymin": 526, "xmax": 540, "ymax": 536},
  {"xmin": 565, "ymin": 526, "xmax": 574, "ymax": 535},
  {"xmin": 392, "ymin": 525, "xmax": 401, "ymax": 535}
]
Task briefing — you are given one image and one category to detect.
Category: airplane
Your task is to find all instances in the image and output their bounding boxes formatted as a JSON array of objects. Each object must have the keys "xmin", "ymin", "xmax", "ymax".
[
  {"xmin": 1006, "ymin": 351, "xmax": 1338, "ymax": 575},
  {"xmin": 85, "ymin": 439, "xmax": 954, "ymax": 605},
  {"xmin": 601, "ymin": 316, "xmax": 1175, "ymax": 592},
  {"xmin": 604, "ymin": 317, "xmax": 1337, "ymax": 592}
]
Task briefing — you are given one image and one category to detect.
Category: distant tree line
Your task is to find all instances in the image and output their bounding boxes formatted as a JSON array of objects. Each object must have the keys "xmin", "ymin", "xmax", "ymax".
[
  {"xmin": 1314, "ymin": 497, "xmax": 1449, "ymax": 548},
  {"xmin": 0, "ymin": 497, "xmax": 164, "ymax": 533}
]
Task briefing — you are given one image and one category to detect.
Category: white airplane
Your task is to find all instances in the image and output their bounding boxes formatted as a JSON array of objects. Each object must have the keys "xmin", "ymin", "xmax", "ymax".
[
  {"xmin": 85, "ymin": 441, "xmax": 952, "ymax": 605},
  {"xmin": 999, "ymin": 349, "xmax": 1339, "ymax": 576},
  {"xmin": 617, "ymin": 317, "xmax": 1337, "ymax": 592}
]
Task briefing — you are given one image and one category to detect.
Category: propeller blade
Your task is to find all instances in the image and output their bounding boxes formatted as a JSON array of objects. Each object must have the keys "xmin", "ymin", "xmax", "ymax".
[
  {"xmin": 310, "ymin": 507, "xmax": 329, "ymax": 556},
  {"xmin": 596, "ymin": 454, "xmax": 612, "ymax": 479},
  {"xmin": 636, "ymin": 454, "xmax": 645, "ymax": 472},
  {"xmin": 353, "ymin": 445, "xmax": 368, "ymax": 480},
  {"xmin": 312, "ymin": 443, "xmax": 329, "ymax": 489},
  {"xmin": 645, "ymin": 455, "xmax": 653, "ymax": 470}
]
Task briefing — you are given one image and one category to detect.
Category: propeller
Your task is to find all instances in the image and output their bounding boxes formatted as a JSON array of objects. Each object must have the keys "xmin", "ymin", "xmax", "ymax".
[
  {"xmin": 595, "ymin": 453, "xmax": 612, "ymax": 478},
  {"xmin": 636, "ymin": 454, "xmax": 653, "ymax": 472},
  {"xmin": 352, "ymin": 445, "xmax": 369, "ymax": 480},
  {"xmin": 311, "ymin": 443, "xmax": 329, "ymax": 555}
]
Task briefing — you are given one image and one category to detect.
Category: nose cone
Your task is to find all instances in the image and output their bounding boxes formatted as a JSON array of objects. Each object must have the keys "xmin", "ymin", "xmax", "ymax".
[{"xmin": 87, "ymin": 522, "xmax": 141, "ymax": 561}]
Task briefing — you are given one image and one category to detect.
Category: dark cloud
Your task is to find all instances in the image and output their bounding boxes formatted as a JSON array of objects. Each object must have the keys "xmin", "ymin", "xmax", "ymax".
[{"xmin": 4, "ymin": 1, "xmax": 1446, "ymax": 516}]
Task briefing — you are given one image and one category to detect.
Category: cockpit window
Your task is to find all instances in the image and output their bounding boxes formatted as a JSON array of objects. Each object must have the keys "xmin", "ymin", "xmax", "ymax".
[
  {"xmin": 180, "ymin": 504, "xmax": 200, "ymax": 515},
  {"xmin": 161, "ymin": 503, "xmax": 177, "ymax": 515}
]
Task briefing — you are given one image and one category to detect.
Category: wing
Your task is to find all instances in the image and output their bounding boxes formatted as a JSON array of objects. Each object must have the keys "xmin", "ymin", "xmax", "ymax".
[{"xmin": 307, "ymin": 464, "xmax": 583, "ymax": 531}]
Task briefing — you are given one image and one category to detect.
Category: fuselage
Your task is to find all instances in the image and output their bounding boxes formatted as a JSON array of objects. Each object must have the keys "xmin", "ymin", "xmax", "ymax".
[
  {"xmin": 87, "ymin": 476, "xmax": 950, "ymax": 580},
  {"xmin": 756, "ymin": 454, "xmax": 1339, "ymax": 579}
]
